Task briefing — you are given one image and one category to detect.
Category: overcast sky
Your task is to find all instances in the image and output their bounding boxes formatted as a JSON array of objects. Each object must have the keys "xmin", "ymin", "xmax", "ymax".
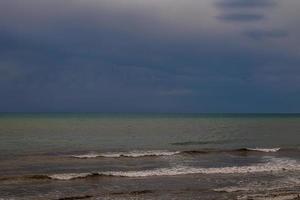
[{"xmin": 0, "ymin": 0, "xmax": 300, "ymax": 113}]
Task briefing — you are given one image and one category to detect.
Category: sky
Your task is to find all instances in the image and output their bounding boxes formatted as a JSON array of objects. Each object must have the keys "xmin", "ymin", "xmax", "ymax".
[{"xmin": 0, "ymin": 0, "xmax": 300, "ymax": 113}]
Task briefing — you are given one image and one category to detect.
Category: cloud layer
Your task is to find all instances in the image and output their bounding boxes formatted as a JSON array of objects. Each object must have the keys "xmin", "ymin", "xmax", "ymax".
[{"xmin": 0, "ymin": 0, "xmax": 299, "ymax": 112}]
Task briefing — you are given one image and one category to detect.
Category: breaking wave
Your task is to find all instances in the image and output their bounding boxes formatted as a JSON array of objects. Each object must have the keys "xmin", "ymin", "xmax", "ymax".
[
  {"xmin": 1, "ymin": 157, "xmax": 299, "ymax": 182},
  {"xmin": 242, "ymin": 148, "xmax": 281, "ymax": 153},
  {"xmin": 71, "ymin": 150, "xmax": 181, "ymax": 159},
  {"xmin": 70, "ymin": 148, "xmax": 282, "ymax": 159},
  {"xmin": 46, "ymin": 157, "xmax": 300, "ymax": 180}
]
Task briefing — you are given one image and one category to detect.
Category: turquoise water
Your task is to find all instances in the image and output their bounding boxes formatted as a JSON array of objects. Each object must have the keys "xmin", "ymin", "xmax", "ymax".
[{"xmin": 1, "ymin": 113, "xmax": 300, "ymax": 199}]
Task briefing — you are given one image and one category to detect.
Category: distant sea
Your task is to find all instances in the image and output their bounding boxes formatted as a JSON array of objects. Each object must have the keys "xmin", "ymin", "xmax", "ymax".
[{"xmin": 1, "ymin": 113, "xmax": 300, "ymax": 199}]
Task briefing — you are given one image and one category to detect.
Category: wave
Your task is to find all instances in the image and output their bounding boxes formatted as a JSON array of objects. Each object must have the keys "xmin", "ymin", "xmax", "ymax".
[
  {"xmin": 182, "ymin": 148, "xmax": 282, "ymax": 154},
  {"xmin": 57, "ymin": 195, "xmax": 93, "ymax": 200},
  {"xmin": 242, "ymin": 148, "xmax": 281, "ymax": 153},
  {"xmin": 110, "ymin": 190, "xmax": 153, "ymax": 195},
  {"xmin": 1, "ymin": 157, "xmax": 299, "ymax": 182},
  {"xmin": 71, "ymin": 150, "xmax": 181, "ymax": 159},
  {"xmin": 48, "ymin": 157, "xmax": 300, "ymax": 180},
  {"xmin": 49, "ymin": 173, "xmax": 102, "ymax": 180},
  {"xmin": 70, "ymin": 148, "xmax": 283, "ymax": 159},
  {"xmin": 213, "ymin": 187, "xmax": 251, "ymax": 193},
  {"xmin": 214, "ymin": 177, "xmax": 300, "ymax": 194}
]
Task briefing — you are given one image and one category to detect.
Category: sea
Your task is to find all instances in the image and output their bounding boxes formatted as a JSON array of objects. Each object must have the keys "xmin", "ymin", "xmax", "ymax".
[{"xmin": 1, "ymin": 113, "xmax": 300, "ymax": 200}]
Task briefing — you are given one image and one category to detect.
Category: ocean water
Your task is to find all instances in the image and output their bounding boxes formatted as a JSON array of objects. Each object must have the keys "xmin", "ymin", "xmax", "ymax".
[{"xmin": 1, "ymin": 113, "xmax": 300, "ymax": 199}]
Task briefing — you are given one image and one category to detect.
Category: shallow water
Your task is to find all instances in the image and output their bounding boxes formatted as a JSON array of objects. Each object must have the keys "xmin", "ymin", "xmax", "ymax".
[{"xmin": 1, "ymin": 113, "xmax": 300, "ymax": 199}]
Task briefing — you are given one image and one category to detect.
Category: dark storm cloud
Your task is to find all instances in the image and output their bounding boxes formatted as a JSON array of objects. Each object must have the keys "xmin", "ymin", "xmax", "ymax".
[
  {"xmin": 217, "ymin": 13, "xmax": 264, "ymax": 22},
  {"xmin": 243, "ymin": 29, "xmax": 288, "ymax": 40},
  {"xmin": 0, "ymin": 0, "xmax": 299, "ymax": 112},
  {"xmin": 215, "ymin": 0, "xmax": 289, "ymax": 43},
  {"xmin": 215, "ymin": 0, "xmax": 275, "ymax": 23},
  {"xmin": 216, "ymin": 0, "xmax": 275, "ymax": 8}
]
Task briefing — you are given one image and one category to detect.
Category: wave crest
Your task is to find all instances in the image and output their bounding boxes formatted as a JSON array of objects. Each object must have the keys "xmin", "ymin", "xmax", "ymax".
[
  {"xmin": 49, "ymin": 157, "xmax": 300, "ymax": 180},
  {"xmin": 70, "ymin": 148, "xmax": 282, "ymax": 159},
  {"xmin": 242, "ymin": 148, "xmax": 281, "ymax": 153},
  {"xmin": 71, "ymin": 150, "xmax": 180, "ymax": 159}
]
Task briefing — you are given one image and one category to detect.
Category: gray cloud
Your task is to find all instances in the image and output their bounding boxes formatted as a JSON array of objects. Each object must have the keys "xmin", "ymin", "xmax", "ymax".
[
  {"xmin": 216, "ymin": 0, "xmax": 275, "ymax": 8},
  {"xmin": 243, "ymin": 29, "xmax": 288, "ymax": 40},
  {"xmin": 215, "ymin": 0, "xmax": 287, "ymax": 45},
  {"xmin": 215, "ymin": 0, "xmax": 276, "ymax": 23},
  {"xmin": 217, "ymin": 13, "xmax": 265, "ymax": 22},
  {"xmin": 0, "ymin": 0, "xmax": 299, "ymax": 112}
]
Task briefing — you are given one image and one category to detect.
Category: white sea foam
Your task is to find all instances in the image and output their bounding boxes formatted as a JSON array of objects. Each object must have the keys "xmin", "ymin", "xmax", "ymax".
[
  {"xmin": 71, "ymin": 153, "xmax": 100, "ymax": 159},
  {"xmin": 48, "ymin": 173, "xmax": 92, "ymax": 180},
  {"xmin": 49, "ymin": 157, "xmax": 300, "ymax": 180},
  {"xmin": 215, "ymin": 172, "xmax": 300, "ymax": 195},
  {"xmin": 246, "ymin": 148, "xmax": 281, "ymax": 153},
  {"xmin": 213, "ymin": 187, "xmax": 251, "ymax": 193},
  {"xmin": 71, "ymin": 148, "xmax": 282, "ymax": 159},
  {"xmin": 238, "ymin": 193, "xmax": 300, "ymax": 200},
  {"xmin": 71, "ymin": 150, "xmax": 181, "ymax": 159}
]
